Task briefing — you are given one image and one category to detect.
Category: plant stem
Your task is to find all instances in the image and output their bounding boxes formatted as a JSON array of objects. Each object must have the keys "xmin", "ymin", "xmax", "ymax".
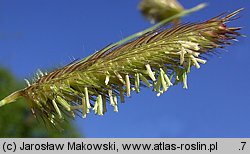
[{"xmin": 0, "ymin": 90, "xmax": 23, "ymax": 107}]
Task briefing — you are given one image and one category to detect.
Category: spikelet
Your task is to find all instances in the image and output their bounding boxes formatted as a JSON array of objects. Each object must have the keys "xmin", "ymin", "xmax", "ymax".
[{"xmin": 0, "ymin": 9, "xmax": 242, "ymax": 126}]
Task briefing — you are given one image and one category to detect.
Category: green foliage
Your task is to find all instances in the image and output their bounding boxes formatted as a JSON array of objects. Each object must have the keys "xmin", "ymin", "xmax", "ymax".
[{"xmin": 0, "ymin": 67, "xmax": 81, "ymax": 137}]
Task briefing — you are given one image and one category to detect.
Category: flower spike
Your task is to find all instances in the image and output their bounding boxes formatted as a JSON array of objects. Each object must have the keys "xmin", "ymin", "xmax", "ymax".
[{"xmin": 0, "ymin": 9, "xmax": 243, "ymax": 126}]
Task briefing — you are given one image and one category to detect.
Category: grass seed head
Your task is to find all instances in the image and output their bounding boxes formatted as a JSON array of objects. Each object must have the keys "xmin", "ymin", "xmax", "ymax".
[{"xmin": 0, "ymin": 9, "xmax": 243, "ymax": 126}]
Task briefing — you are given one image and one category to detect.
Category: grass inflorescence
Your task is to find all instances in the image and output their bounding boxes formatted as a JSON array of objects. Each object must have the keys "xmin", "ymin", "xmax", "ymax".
[{"xmin": 0, "ymin": 9, "xmax": 242, "ymax": 126}]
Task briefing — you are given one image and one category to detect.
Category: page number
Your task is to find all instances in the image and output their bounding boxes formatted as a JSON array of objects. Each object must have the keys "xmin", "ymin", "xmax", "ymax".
[{"xmin": 240, "ymin": 142, "xmax": 246, "ymax": 151}]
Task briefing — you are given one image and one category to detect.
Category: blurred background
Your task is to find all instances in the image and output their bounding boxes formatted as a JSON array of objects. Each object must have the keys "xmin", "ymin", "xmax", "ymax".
[{"xmin": 0, "ymin": 0, "xmax": 249, "ymax": 137}]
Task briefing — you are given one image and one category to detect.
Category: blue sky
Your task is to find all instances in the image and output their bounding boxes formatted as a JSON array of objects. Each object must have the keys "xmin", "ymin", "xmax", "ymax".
[{"xmin": 0, "ymin": 0, "xmax": 249, "ymax": 137}]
